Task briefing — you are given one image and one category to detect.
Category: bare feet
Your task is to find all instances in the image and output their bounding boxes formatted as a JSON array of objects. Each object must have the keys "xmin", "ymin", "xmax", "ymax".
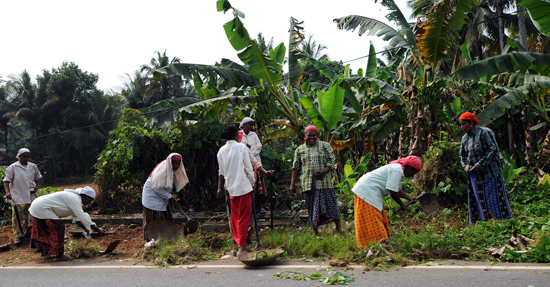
[{"xmin": 55, "ymin": 255, "xmax": 70, "ymax": 261}]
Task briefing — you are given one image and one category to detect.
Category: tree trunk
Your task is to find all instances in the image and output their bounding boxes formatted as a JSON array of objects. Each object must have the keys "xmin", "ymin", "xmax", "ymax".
[
  {"xmin": 536, "ymin": 127, "xmax": 550, "ymax": 178},
  {"xmin": 497, "ymin": 0, "xmax": 505, "ymax": 53},
  {"xmin": 517, "ymin": 0, "xmax": 528, "ymax": 50}
]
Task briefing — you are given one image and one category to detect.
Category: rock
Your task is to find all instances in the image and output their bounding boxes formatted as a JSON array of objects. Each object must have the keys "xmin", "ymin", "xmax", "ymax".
[{"xmin": 329, "ymin": 259, "xmax": 348, "ymax": 267}]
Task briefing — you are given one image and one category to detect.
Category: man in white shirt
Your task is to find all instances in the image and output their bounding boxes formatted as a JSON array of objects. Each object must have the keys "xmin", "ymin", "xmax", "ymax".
[
  {"xmin": 3, "ymin": 148, "xmax": 42, "ymax": 244},
  {"xmin": 29, "ymin": 186, "xmax": 105, "ymax": 261},
  {"xmin": 217, "ymin": 125, "xmax": 255, "ymax": 256}
]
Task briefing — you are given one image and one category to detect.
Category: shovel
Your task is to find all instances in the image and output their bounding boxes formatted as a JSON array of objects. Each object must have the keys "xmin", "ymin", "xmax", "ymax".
[
  {"xmin": 393, "ymin": 192, "xmax": 439, "ymax": 215},
  {"xmin": 100, "ymin": 239, "xmax": 121, "ymax": 255},
  {"xmin": 173, "ymin": 201, "xmax": 199, "ymax": 236}
]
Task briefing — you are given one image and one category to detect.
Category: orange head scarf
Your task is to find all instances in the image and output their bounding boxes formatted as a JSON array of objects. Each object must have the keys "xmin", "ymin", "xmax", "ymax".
[
  {"xmin": 459, "ymin": 112, "xmax": 479, "ymax": 125},
  {"xmin": 389, "ymin": 155, "xmax": 423, "ymax": 171}
]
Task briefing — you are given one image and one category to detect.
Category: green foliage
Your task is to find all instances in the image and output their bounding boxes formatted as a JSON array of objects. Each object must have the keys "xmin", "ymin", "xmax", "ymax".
[
  {"xmin": 67, "ymin": 240, "xmax": 102, "ymax": 258},
  {"xmin": 274, "ymin": 270, "xmax": 354, "ymax": 285},
  {"xmin": 0, "ymin": 166, "xmax": 9, "ymax": 218},
  {"xmin": 503, "ymin": 235, "xmax": 550, "ymax": 263},
  {"xmin": 260, "ymin": 143, "xmax": 296, "ymax": 209},
  {"xmin": 142, "ymin": 235, "xmax": 220, "ymax": 266},
  {"xmin": 171, "ymin": 120, "xmax": 225, "ymax": 210},
  {"xmin": 416, "ymin": 137, "xmax": 469, "ymax": 207},
  {"xmin": 36, "ymin": 186, "xmax": 60, "ymax": 197},
  {"xmin": 94, "ymin": 108, "xmax": 171, "ymax": 213}
]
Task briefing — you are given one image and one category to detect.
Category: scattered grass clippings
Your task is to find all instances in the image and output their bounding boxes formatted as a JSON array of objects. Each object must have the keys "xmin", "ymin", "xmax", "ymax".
[
  {"xmin": 274, "ymin": 270, "xmax": 354, "ymax": 286},
  {"xmin": 67, "ymin": 240, "xmax": 101, "ymax": 258}
]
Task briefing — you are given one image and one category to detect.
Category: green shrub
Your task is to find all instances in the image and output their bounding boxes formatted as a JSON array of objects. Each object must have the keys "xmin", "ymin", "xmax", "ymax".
[
  {"xmin": 416, "ymin": 137, "xmax": 468, "ymax": 207},
  {"xmin": 94, "ymin": 108, "xmax": 171, "ymax": 213},
  {"xmin": 0, "ymin": 166, "xmax": 9, "ymax": 219}
]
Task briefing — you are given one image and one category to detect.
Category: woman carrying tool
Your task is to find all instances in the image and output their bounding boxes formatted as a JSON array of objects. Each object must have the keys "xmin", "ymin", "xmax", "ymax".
[
  {"xmin": 290, "ymin": 125, "xmax": 342, "ymax": 236},
  {"xmin": 217, "ymin": 125, "xmax": 255, "ymax": 255},
  {"xmin": 459, "ymin": 112, "xmax": 513, "ymax": 223},
  {"xmin": 142, "ymin": 153, "xmax": 189, "ymax": 240},
  {"xmin": 351, "ymin": 156, "xmax": 422, "ymax": 247},
  {"xmin": 29, "ymin": 186, "xmax": 106, "ymax": 261},
  {"xmin": 238, "ymin": 117, "xmax": 268, "ymax": 214},
  {"xmin": 3, "ymin": 148, "xmax": 42, "ymax": 244}
]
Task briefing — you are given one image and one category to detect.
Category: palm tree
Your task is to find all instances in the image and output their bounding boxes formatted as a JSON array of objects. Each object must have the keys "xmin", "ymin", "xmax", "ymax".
[
  {"xmin": 0, "ymin": 85, "xmax": 17, "ymax": 146},
  {"xmin": 120, "ymin": 70, "xmax": 148, "ymax": 109},
  {"xmin": 254, "ymin": 32, "xmax": 275, "ymax": 55},
  {"xmin": 486, "ymin": 0, "xmax": 515, "ymax": 53},
  {"xmin": 300, "ymin": 35, "xmax": 329, "ymax": 61},
  {"xmin": 140, "ymin": 50, "xmax": 184, "ymax": 103}
]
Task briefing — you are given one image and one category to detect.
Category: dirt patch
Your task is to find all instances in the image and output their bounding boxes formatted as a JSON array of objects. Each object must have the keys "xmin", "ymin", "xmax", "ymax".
[{"xmin": 0, "ymin": 223, "xmax": 146, "ymax": 266}]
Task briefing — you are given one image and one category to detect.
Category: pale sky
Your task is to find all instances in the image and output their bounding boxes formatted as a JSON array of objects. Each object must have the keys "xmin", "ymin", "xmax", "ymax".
[{"xmin": 1, "ymin": 0, "xmax": 412, "ymax": 91}]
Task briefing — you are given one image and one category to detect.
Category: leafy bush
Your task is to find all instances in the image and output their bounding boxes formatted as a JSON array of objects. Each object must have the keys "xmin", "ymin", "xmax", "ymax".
[
  {"xmin": 170, "ymin": 120, "xmax": 225, "ymax": 211},
  {"xmin": 94, "ymin": 108, "xmax": 171, "ymax": 213},
  {"xmin": 67, "ymin": 240, "xmax": 101, "ymax": 258},
  {"xmin": 260, "ymin": 143, "xmax": 297, "ymax": 209},
  {"xmin": 416, "ymin": 137, "xmax": 468, "ymax": 207},
  {"xmin": 0, "ymin": 166, "xmax": 9, "ymax": 218}
]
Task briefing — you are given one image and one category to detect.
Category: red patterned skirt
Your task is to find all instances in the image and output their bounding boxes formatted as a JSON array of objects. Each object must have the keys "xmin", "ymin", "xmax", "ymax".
[{"xmin": 30, "ymin": 217, "xmax": 65, "ymax": 257}]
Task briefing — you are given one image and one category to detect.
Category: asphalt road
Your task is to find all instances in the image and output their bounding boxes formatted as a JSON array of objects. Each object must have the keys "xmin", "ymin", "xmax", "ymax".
[{"xmin": 1, "ymin": 260, "xmax": 549, "ymax": 287}]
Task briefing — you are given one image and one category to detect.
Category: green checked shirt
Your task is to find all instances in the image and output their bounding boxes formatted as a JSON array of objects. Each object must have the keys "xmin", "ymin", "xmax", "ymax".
[
  {"xmin": 292, "ymin": 141, "xmax": 336, "ymax": 191},
  {"xmin": 460, "ymin": 126, "xmax": 502, "ymax": 180}
]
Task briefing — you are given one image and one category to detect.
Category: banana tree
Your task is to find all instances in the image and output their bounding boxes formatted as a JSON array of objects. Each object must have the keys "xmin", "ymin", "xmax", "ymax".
[{"xmin": 453, "ymin": 51, "xmax": 550, "ymax": 174}]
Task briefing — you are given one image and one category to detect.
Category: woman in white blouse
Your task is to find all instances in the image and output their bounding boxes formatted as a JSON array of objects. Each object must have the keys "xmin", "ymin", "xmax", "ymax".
[
  {"xmin": 29, "ymin": 186, "xmax": 105, "ymax": 261},
  {"xmin": 239, "ymin": 117, "xmax": 267, "ymax": 213}
]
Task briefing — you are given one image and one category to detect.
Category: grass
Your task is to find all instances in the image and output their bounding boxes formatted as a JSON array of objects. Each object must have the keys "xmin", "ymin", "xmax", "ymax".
[
  {"xmin": 142, "ymin": 234, "xmax": 229, "ymax": 266},
  {"xmin": 142, "ymin": 175, "xmax": 550, "ymax": 268},
  {"xmin": 67, "ymin": 240, "xmax": 102, "ymax": 258}
]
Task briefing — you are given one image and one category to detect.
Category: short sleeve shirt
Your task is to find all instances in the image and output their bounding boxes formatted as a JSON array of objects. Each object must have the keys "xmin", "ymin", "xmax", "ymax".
[
  {"xmin": 351, "ymin": 164, "xmax": 404, "ymax": 211},
  {"xmin": 3, "ymin": 161, "xmax": 42, "ymax": 205},
  {"xmin": 292, "ymin": 141, "xmax": 335, "ymax": 191}
]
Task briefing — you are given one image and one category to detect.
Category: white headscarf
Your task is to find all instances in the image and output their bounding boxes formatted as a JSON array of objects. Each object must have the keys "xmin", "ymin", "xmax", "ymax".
[
  {"xmin": 16, "ymin": 148, "xmax": 30, "ymax": 160},
  {"xmin": 67, "ymin": 186, "xmax": 96, "ymax": 199},
  {"xmin": 150, "ymin": 153, "xmax": 189, "ymax": 192},
  {"xmin": 239, "ymin": 117, "xmax": 254, "ymax": 129}
]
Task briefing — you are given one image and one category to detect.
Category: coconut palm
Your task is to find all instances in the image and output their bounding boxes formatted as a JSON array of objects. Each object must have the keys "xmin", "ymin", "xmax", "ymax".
[
  {"xmin": 254, "ymin": 32, "xmax": 275, "ymax": 55},
  {"xmin": 300, "ymin": 35, "xmax": 329, "ymax": 61},
  {"xmin": 140, "ymin": 50, "xmax": 184, "ymax": 103}
]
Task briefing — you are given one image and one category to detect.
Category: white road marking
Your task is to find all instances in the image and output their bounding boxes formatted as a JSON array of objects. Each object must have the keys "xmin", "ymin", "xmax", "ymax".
[{"xmin": 2, "ymin": 264, "xmax": 549, "ymax": 270}]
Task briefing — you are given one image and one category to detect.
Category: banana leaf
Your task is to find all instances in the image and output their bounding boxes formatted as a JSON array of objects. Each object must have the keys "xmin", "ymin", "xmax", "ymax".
[
  {"xmin": 365, "ymin": 41, "xmax": 377, "ymax": 78},
  {"xmin": 264, "ymin": 128, "xmax": 298, "ymax": 141},
  {"xmin": 477, "ymin": 80, "xmax": 550, "ymax": 126},
  {"xmin": 519, "ymin": 0, "xmax": 550, "ymax": 36},
  {"xmin": 288, "ymin": 17, "xmax": 307, "ymax": 86},
  {"xmin": 454, "ymin": 52, "xmax": 550, "ymax": 80},
  {"xmin": 153, "ymin": 63, "xmax": 258, "ymax": 88},
  {"xmin": 322, "ymin": 82, "xmax": 345, "ymax": 130}
]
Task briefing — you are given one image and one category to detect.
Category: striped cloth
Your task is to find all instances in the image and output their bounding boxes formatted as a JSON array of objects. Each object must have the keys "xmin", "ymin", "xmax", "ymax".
[{"xmin": 468, "ymin": 174, "xmax": 513, "ymax": 223}]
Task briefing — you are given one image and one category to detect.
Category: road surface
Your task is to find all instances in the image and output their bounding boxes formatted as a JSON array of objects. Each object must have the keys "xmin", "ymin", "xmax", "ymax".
[{"xmin": 1, "ymin": 259, "xmax": 548, "ymax": 286}]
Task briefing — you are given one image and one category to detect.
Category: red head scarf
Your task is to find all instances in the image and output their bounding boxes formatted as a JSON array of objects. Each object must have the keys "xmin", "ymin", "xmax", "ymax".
[
  {"xmin": 304, "ymin": 125, "xmax": 319, "ymax": 141},
  {"xmin": 459, "ymin": 112, "xmax": 479, "ymax": 125},
  {"xmin": 389, "ymin": 155, "xmax": 423, "ymax": 171}
]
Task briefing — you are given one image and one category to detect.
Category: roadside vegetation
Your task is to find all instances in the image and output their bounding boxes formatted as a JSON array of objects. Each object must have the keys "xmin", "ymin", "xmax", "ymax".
[{"xmin": 1, "ymin": 0, "xmax": 550, "ymax": 267}]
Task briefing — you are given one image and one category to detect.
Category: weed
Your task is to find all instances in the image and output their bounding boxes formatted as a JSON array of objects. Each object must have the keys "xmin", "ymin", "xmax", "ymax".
[{"xmin": 67, "ymin": 240, "xmax": 101, "ymax": 258}]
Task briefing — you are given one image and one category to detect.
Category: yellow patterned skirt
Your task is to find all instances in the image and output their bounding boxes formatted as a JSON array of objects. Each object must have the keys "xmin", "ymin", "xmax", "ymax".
[{"xmin": 354, "ymin": 195, "xmax": 390, "ymax": 248}]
